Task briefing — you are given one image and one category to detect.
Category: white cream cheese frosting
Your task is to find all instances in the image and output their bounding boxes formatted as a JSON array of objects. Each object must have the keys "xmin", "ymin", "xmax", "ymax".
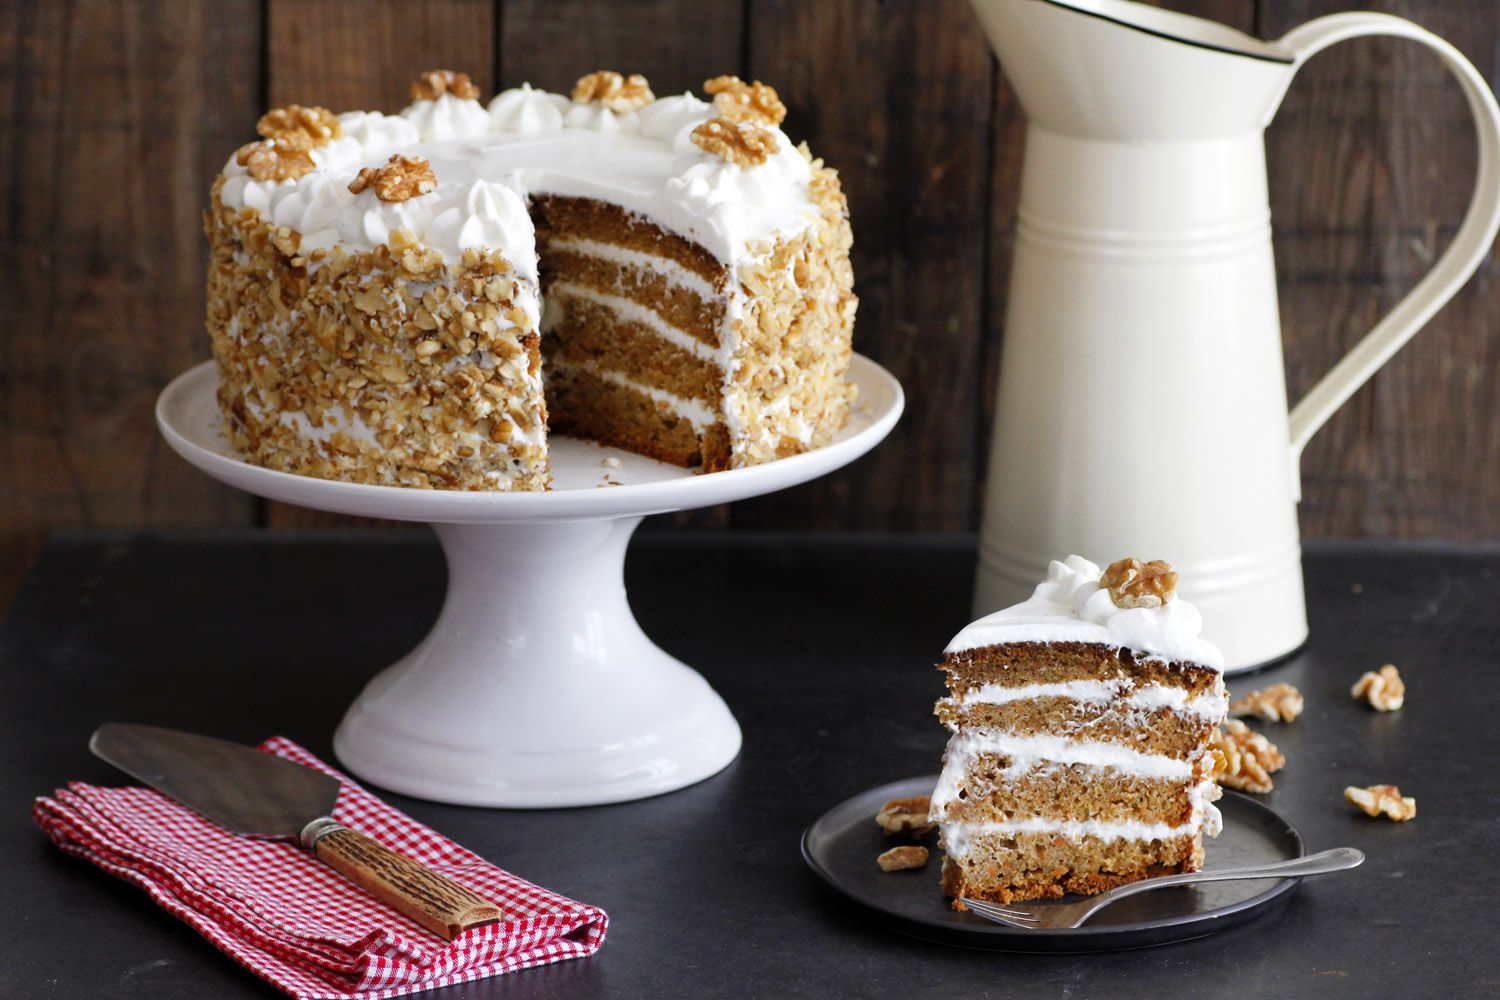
[
  {"xmin": 946, "ymin": 555, "xmax": 1225, "ymax": 670},
  {"xmin": 218, "ymin": 87, "xmax": 820, "ymax": 268}
]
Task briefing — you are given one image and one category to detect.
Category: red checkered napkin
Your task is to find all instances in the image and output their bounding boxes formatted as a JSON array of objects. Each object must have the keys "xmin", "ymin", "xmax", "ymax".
[{"xmin": 33, "ymin": 737, "xmax": 608, "ymax": 999}]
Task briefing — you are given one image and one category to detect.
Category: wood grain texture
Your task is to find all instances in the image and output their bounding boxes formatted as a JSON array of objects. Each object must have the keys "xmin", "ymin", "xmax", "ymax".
[
  {"xmin": 734, "ymin": 0, "xmax": 996, "ymax": 531},
  {"xmin": 1260, "ymin": 0, "xmax": 1500, "ymax": 540},
  {"xmin": 3, "ymin": 0, "xmax": 1500, "ymax": 611},
  {"xmin": 314, "ymin": 826, "xmax": 502, "ymax": 940},
  {"xmin": 0, "ymin": 0, "xmax": 259, "ymax": 597}
]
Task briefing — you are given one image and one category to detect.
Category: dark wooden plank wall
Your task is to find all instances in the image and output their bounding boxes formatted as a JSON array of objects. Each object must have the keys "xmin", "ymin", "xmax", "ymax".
[{"xmin": 4, "ymin": 0, "xmax": 1499, "ymax": 598}]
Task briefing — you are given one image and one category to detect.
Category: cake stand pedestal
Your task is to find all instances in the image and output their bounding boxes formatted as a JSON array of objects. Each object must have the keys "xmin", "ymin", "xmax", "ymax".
[{"xmin": 156, "ymin": 356, "xmax": 902, "ymax": 807}]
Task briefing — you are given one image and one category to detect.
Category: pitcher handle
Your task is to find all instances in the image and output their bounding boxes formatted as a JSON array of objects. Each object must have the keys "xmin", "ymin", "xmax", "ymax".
[{"xmin": 1279, "ymin": 14, "xmax": 1500, "ymax": 486}]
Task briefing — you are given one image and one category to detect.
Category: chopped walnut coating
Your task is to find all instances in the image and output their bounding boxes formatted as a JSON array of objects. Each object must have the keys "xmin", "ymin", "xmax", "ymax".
[
  {"xmin": 256, "ymin": 104, "xmax": 341, "ymax": 146},
  {"xmin": 349, "ymin": 155, "xmax": 437, "ymax": 202},
  {"xmin": 1345, "ymin": 784, "xmax": 1416, "ymax": 821},
  {"xmin": 570, "ymin": 70, "xmax": 654, "ymax": 112},
  {"xmin": 876, "ymin": 796, "xmax": 935, "ymax": 838},
  {"xmin": 1351, "ymin": 664, "xmax": 1405, "ymax": 711},
  {"xmin": 411, "ymin": 69, "xmax": 480, "ymax": 101},
  {"xmin": 1211, "ymin": 719, "xmax": 1285, "ymax": 794},
  {"xmin": 1230, "ymin": 682, "xmax": 1304, "ymax": 723},
  {"xmin": 704, "ymin": 75, "xmax": 787, "ymax": 125},
  {"xmin": 1100, "ymin": 557, "xmax": 1179, "ymax": 609},
  {"xmin": 235, "ymin": 135, "xmax": 316, "ymax": 182},
  {"xmin": 877, "ymin": 845, "xmax": 928, "ymax": 872},
  {"xmin": 691, "ymin": 116, "xmax": 779, "ymax": 167}
]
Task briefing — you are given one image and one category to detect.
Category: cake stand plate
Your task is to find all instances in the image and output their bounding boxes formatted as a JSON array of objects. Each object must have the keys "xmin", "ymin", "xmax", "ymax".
[
  {"xmin": 157, "ymin": 356, "xmax": 902, "ymax": 807},
  {"xmin": 802, "ymin": 775, "xmax": 1305, "ymax": 952}
]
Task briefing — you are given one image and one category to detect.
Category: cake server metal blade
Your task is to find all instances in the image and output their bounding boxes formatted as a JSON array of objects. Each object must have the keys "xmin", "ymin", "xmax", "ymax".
[{"xmin": 89, "ymin": 723, "xmax": 339, "ymax": 839}]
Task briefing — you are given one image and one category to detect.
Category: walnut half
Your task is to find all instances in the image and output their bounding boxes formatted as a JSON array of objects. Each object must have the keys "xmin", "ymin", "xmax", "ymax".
[
  {"xmin": 1351, "ymin": 664, "xmax": 1405, "ymax": 711},
  {"xmin": 876, "ymin": 795, "xmax": 935, "ymax": 838},
  {"xmin": 1210, "ymin": 719, "xmax": 1285, "ymax": 794},
  {"xmin": 571, "ymin": 71, "xmax": 654, "ymax": 112},
  {"xmin": 704, "ymin": 75, "xmax": 787, "ymax": 125},
  {"xmin": 1345, "ymin": 784, "xmax": 1416, "ymax": 821},
  {"xmin": 1230, "ymin": 682, "xmax": 1304, "ymax": 723},
  {"xmin": 691, "ymin": 116, "xmax": 779, "ymax": 167},
  {"xmin": 257, "ymin": 104, "xmax": 340, "ymax": 146},
  {"xmin": 348, "ymin": 155, "xmax": 437, "ymax": 202},
  {"xmin": 411, "ymin": 69, "xmax": 480, "ymax": 101},
  {"xmin": 1100, "ymin": 557, "xmax": 1179, "ymax": 609},
  {"xmin": 877, "ymin": 845, "xmax": 929, "ymax": 872},
  {"xmin": 235, "ymin": 135, "xmax": 315, "ymax": 182}
]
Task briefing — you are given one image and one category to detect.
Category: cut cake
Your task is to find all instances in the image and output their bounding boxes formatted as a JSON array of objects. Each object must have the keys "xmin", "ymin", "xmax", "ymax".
[{"xmin": 931, "ymin": 556, "xmax": 1228, "ymax": 905}]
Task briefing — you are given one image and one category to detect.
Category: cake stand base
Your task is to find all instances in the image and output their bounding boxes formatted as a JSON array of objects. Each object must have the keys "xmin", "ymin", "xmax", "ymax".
[
  {"xmin": 333, "ymin": 518, "xmax": 740, "ymax": 807},
  {"xmin": 156, "ymin": 355, "xmax": 903, "ymax": 808}
]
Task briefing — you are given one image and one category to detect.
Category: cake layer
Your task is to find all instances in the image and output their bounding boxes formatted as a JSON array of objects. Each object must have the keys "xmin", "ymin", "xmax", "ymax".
[
  {"xmin": 940, "ymin": 831, "xmax": 1201, "ymax": 904},
  {"xmin": 529, "ymin": 194, "xmax": 731, "ymax": 287},
  {"xmin": 542, "ymin": 239, "xmax": 727, "ymax": 340},
  {"xmin": 941, "ymin": 642, "xmax": 1221, "ymax": 700},
  {"xmin": 546, "ymin": 361, "xmax": 729, "ymax": 469},
  {"xmin": 936, "ymin": 696, "xmax": 1219, "ymax": 758},
  {"xmin": 934, "ymin": 759, "xmax": 1208, "ymax": 828},
  {"xmin": 545, "ymin": 288, "xmax": 722, "ymax": 406}
]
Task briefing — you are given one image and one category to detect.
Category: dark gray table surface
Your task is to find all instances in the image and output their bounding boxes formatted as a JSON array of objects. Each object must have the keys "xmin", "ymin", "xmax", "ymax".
[{"xmin": 2, "ymin": 531, "xmax": 1497, "ymax": 999}]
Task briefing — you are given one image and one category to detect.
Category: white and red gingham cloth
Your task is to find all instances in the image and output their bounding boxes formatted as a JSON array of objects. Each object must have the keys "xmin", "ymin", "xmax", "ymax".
[{"xmin": 33, "ymin": 737, "xmax": 608, "ymax": 999}]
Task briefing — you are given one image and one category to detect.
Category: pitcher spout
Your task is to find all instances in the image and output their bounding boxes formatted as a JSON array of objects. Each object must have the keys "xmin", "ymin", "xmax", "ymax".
[{"xmin": 971, "ymin": 0, "xmax": 1297, "ymax": 141}]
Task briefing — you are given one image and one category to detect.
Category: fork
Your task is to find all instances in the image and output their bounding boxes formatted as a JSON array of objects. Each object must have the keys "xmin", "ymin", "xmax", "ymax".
[{"xmin": 960, "ymin": 846, "xmax": 1363, "ymax": 930}]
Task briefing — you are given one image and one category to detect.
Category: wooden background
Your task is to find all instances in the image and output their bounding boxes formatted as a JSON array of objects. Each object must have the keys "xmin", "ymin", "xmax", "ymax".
[{"xmin": 4, "ymin": 0, "xmax": 1499, "ymax": 605}]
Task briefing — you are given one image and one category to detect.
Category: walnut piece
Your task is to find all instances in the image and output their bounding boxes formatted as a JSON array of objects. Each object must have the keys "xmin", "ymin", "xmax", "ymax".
[
  {"xmin": 1351, "ymin": 664, "xmax": 1405, "ymax": 711},
  {"xmin": 571, "ymin": 71, "xmax": 654, "ymax": 112},
  {"xmin": 1345, "ymin": 784, "xmax": 1416, "ymax": 821},
  {"xmin": 1100, "ymin": 557, "xmax": 1179, "ymax": 609},
  {"xmin": 704, "ymin": 75, "xmax": 787, "ymax": 125},
  {"xmin": 1210, "ymin": 720, "xmax": 1285, "ymax": 794},
  {"xmin": 411, "ymin": 69, "xmax": 480, "ymax": 101},
  {"xmin": 348, "ymin": 155, "xmax": 437, "ymax": 202},
  {"xmin": 235, "ymin": 135, "xmax": 315, "ymax": 182},
  {"xmin": 877, "ymin": 845, "xmax": 929, "ymax": 872},
  {"xmin": 256, "ymin": 104, "xmax": 341, "ymax": 146},
  {"xmin": 691, "ymin": 116, "xmax": 779, "ymax": 167},
  {"xmin": 1230, "ymin": 682, "xmax": 1304, "ymax": 723},
  {"xmin": 876, "ymin": 795, "xmax": 935, "ymax": 838}
]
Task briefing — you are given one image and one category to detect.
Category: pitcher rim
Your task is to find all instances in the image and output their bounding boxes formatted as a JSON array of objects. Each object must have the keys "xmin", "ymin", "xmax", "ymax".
[{"xmin": 1036, "ymin": 0, "xmax": 1295, "ymax": 65}]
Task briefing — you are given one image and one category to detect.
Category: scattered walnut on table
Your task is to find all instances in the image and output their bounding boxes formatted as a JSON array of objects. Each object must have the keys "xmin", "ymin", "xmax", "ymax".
[
  {"xmin": 1230, "ymin": 682, "xmax": 1305, "ymax": 723},
  {"xmin": 571, "ymin": 70, "xmax": 654, "ymax": 112},
  {"xmin": 1351, "ymin": 664, "xmax": 1406, "ymax": 711},
  {"xmin": 235, "ymin": 135, "xmax": 316, "ymax": 182},
  {"xmin": 1210, "ymin": 719, "xmax": 1285, "ymax": 794},
  {"xmin": 411, "ymin": 69, "xmax": 480, "ymax": 101},
  {"xmin": 1099, "ymin": 557, "xmax": 1179, "ymax": 609},
  {"xmin": 348, "ymin": 155, "xmax": 437, "ymax": 202},
  {"xmin": 256, "ymin": 104, "xmax": 341, "ymax": 146},
  {"xmin": 877, "ymin": 845, "xmax": 929, "ymax": 872},
  {"xmin": 876, "ymin": 795, "xmax": 935, "ymax": 838},
  {"xmin": 704, "ymin": 75, "xmax": 787, "ymax": 126},
  {"xmin": 691, "ymin": 117, "xmax": 780, "ymax": 167},
  {"xmin": 1345, "ymin": 784, "xmax": 1416, "ymax": 821}
]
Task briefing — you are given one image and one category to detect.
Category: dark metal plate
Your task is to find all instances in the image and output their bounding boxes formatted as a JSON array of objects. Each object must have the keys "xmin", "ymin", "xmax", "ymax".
[{"xmin": 802, "ymin": 775, "xmax": 1303, "ymax": 952}]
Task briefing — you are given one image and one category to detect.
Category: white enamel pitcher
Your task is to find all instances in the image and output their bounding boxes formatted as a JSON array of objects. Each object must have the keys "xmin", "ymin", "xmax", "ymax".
[{"xmin": 971, "ymin": 0, "xmax": 1500, "ymax": 671}]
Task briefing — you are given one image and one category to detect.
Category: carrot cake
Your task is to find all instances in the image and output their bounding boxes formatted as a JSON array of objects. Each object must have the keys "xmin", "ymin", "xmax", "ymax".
[
  {"xmin": 205, "ymin": 70, "xmax": 856, "ymax": 489},
  {"xmin": 931, "ymin": 556, "xmax": 1228, "ymax": 905}
]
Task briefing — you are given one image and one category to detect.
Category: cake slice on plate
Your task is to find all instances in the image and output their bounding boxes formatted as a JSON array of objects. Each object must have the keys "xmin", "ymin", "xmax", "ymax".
[{"xmin": 931, "ymin": 556, "xmax": 1228, "ymax": 905}]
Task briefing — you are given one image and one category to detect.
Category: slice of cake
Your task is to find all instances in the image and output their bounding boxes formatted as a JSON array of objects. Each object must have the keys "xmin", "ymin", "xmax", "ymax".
[
  {"xmin": 206, "ymin": 69, "xmax": 856, "ymax": 490},
  {"xmin": 931, "ymin": 556, "xmax": 1228, "ymax": 905}
]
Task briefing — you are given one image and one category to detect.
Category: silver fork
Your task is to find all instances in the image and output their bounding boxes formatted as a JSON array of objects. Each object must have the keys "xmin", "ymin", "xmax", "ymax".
[{"xmin": 960, "ymin": 846, "xmax": 1363, "ymax": 930}]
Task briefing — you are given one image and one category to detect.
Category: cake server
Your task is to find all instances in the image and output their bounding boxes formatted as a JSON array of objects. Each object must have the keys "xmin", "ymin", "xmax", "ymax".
[{"xmin": 88, "ymin": 723, "xmax": 502, "ymax": 940}]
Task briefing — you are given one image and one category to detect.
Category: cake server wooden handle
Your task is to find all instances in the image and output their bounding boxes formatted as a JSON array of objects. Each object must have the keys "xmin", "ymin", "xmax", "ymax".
[{"xmin": 303, "ymin": 820, "xmax": 503, "ymax": 940}]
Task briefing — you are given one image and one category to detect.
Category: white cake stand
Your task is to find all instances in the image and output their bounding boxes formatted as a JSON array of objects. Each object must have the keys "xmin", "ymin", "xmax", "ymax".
[{"xmin": 156, "ymin": 357, "xmax": 902, "ymax": 807}]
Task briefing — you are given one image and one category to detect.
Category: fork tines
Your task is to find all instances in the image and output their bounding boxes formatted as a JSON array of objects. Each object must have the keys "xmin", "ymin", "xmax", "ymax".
[{"xmin": 959, "ymin": 898, "xmax": 1039, "ymax": 927}]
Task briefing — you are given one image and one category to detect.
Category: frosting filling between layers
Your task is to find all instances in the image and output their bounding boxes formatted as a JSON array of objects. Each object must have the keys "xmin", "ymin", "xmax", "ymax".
[{"xmin": 941, "ymin": 679, "xmax": 1228, "ymax": 719}]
